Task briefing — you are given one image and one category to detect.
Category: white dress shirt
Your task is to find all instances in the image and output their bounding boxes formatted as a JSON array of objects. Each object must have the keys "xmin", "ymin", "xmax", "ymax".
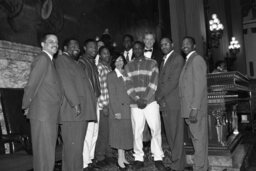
[
  {"xmin": 163, "ymin": 50, "xmax": 174, "ymax": 66},
  {"xmin": 123, "ymin": 49, "xmax": 133, "ymax": 62},
  {"xmin": 43, "ymin": 50, "xmax": 53, "ymax": 60},
  {"xmin": 144, "ymin": 48, "xmax": 153, "ymax": 58},
  {"xmin": 186, "ymin": 51, "xmax": 196, "ymax": 62}
]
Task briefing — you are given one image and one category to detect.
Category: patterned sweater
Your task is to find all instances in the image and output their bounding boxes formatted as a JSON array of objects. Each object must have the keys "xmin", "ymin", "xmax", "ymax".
[{"xmin": 124, "ymin": 57, "xmax": 159, "ymax": 104}]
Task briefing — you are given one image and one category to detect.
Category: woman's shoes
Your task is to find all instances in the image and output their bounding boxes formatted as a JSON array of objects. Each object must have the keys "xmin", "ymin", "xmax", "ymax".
[
  {"xmin": 116, "ymin": 162, "xmax": 127, "ymax": 171},
  {"xmin": 124, "ymin": 162, "xmax": 130, "ymax": 167}
]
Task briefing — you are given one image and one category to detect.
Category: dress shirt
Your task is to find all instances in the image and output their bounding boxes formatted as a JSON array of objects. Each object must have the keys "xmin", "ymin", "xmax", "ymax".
[
  {"xmin": 115, "ymin": 68, "xmax": 124, "ymax": 79},
  {"xmin": 43, "ymin": 50, "xmax": 53, "ymax": 60},
  {"xmin": 123, "ymin": 49, "xmax": 133, "ymax": 62},
  {"xmin": 163, "ymin": 50, "xmax": 174, "ymax": 66},
  {"xmin": 144, "ymin": 48, "xmax": 153, "ymax": 58},
  {"xmin": 186, "ymin": 51, "xmax": 196, "ymax": 62}
]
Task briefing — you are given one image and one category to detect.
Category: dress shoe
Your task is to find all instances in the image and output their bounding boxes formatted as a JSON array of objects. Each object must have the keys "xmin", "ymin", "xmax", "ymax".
[
  {"xmin": 132, "ymin": 161, "xmax": 144, "ymax": 170},
  {"xmin": 105, "ymin": 156, "xmax": 116, "ymax": 164},
  {"xmin": 116, "ymin": 162, "xmax": 127, "ymax": 171},
  {"xmin": 124, "ymin": 162, "xmax": 131, "ymax": 167},
  {"xmin": 155, "ymin": 160, "xmax": 167, "ymax": 171},
  {"xmin": 93, "ymin": 159, "xmax": 109, "ymax": 169},
  {"xmin": 83, "ymin": 167, "xmax": 94, "ymax": 171},
  {"xmin": 83, "ymin": 164, "xmax": 95, "ymax": 171}
]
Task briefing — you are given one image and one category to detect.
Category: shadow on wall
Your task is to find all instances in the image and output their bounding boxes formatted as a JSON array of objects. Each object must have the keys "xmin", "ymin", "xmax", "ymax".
[{"xmin": 0, "ymin": 0, "xmax": 170, "ymax": 48}]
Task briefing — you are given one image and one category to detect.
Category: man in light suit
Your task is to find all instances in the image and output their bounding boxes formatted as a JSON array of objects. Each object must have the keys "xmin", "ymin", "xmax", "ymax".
[
  {"xmin": 179, "ymin": 36, "xmax": 208, "ymax": 171},
  {"xmin": 22, "ymin": 33, "xmax": 62, "ymax": 171},
  {"xmin": 156, "ymin": 37, "xmax": 185, "ymax": 171},
  {"xmin": 55, "ymin": 39, "xmax": 97, "ymax": 171}
]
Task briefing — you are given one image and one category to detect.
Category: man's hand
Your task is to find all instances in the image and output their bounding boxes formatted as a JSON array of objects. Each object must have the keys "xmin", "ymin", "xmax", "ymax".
[
  {"xmin": 102, "ymin": 106, "xmax": 109, "ymax": 116},
  {"xmin": 137, "ymin": 99, "xmax": 147, "ymax": 109},
  {"xmin": 24, "ymin": 108, "xmax": 29, "ymax": 116},
  {"xmin": 114, "ymin": 113, "xmax": 122, "ymax": 119},
  {"xmin": 189, "ymin": 109, "xmax": 198, "ymax": 123},
  {"xmin": 158, "ymin": 98, "xmax": 167, "ymax": 112},
  {"xmin": 73, "ymin": 104, "xmax": 81, "ymax": 117}
]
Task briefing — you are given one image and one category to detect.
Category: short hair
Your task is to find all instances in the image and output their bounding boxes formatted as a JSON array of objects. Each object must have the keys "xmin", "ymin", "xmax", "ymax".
[
  {"xmin": 63, "ymin": 38, "xmax": 79, "ymax": 47},
  {"xmin": 144, "ymin": 31, "xmax": 156, "ymax": 39},
  {"xmin": 133, "ymin": 41, "xmax": 145, "ymax": 49},
  {"xmin": 122, "ymin": 34, "xmax": 134, "ymax": 42},
  {"xmin": 98, "ymin": 46, "xmax": 109, "ymax": 55},
  {"xmin": 113, "ymin": 54, "xmax": 127, "ymax": 68},
  {"xmin": 83, "ymin": 38, "xmax": 96, "ymax": 47},
  {"xmin": 215, "ymin": 60, "xmax": 226, "ymax": 68},
  {"xmin": 183, "ymin": 36, "xmax": 196, "ymax": 45},
  {"xmin": 40, "ymin": 33, "xmax": 57, "ymax": 43},
  {"xmin": 161, "ymin": 37, "xmax": 173, "ymax": 43}
]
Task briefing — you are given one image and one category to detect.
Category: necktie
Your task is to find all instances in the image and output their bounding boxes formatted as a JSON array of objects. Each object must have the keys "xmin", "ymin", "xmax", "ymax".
[{"xmin": 125, "ymin": 51, "xmax": 129, "ymax": 61}]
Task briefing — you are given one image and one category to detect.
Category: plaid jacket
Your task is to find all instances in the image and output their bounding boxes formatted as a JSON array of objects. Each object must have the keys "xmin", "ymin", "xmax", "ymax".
[{"xmin": 97, "ymin": 62, "xmax": 111, "ymax": 109}]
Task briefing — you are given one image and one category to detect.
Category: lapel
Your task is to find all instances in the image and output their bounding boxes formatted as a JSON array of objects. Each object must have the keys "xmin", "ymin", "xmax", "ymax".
[
  {"xmin": 179, "ymin": 52, "xmax": 197, "ymax": 85},
  {"xmin": 183, "ymin": 52, "xmax": 197, "ymax": 71},
  {"xmin": 160, "ymin": 52, "xmax": 175, "ymax": 74}
]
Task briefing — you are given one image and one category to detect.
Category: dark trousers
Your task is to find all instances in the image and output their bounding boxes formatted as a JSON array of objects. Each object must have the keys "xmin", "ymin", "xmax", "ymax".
[
  {"xmin": 30, "ymin": 119, "xmax": 58, "ymax": 171},
  {"xmin": 61, "ymin": 122, "xmax": 88, "ymax": 171},
  {"xmin": 162, "ymin": 108, "xmax": 185, "ymax": 170},
  {"xmin": 95, "ymin": 110, "xmax": 113, "ymax": 161}
]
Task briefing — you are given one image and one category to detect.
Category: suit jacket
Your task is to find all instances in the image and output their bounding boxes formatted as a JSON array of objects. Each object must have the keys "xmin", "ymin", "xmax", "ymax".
[
  {"xmin": 151, "ymin": 48, "xmax": 163, "ymax": 68},
  {"xmin": 22, "ymin": 51, "xmax": 62, "ymax": 122},
  {"xmin": 78, "ymin": 55, "xmax": 101, "ymax": 98},
  {"xmin": 55, "ymin": 53, "xmax": 97, "ymax": 122},
  {"xmin": 156, "ymin": 51, "xmax": 184, "ymax": 109},
  {"xmin": 179, "ymin": 52, "xmax": 207, "ymax": 118},
  {"xmin": 107, "ymin": 71, "xmax": 131, "ymax": 120}
]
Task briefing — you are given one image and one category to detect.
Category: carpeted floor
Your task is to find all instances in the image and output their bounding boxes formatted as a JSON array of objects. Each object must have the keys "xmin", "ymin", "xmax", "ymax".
[{"xmin": 1, "ymin": 132, "xmax": 256, "ymax": 171}]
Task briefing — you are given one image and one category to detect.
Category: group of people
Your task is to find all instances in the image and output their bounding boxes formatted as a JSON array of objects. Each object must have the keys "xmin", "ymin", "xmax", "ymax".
[{"xmin": 22, "ymin": 31, "xmax": 208, "ymax": 171}]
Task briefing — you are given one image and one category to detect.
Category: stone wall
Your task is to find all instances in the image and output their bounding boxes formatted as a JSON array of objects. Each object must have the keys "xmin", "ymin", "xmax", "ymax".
[
  {"xmin": 0, "ymin": 40, "xmax": 40, "ymax": 88},
  {"xmin": 0, "ymin": 40, "xmax": 39, "ymax": 153}
]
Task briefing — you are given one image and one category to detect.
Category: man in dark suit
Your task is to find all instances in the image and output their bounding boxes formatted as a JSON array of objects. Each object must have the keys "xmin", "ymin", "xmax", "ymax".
[
  {"xmin": 55, "ymin": 39, "xmax": 97, "ymax": 171},
  {"xmin": 143, "ymin": 32, "xmax": 163, "ymax": 67},
  {"xmin": 179, "ymin": 36, "xmax": 208, "ymax": 171},
  {"xmin": 122, "ymin": 34, "xmax": 134, "ymax": 63},
  {"xmin": 156, "ymin": 37, "xmax": 185, "ymax": 171},
  {"xmin": 22, "ymin": 33, "xmax": 62, "ymax": 171}
]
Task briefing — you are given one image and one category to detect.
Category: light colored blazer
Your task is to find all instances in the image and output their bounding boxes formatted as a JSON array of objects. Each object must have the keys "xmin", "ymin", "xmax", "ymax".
[{"xmin": 179, "ymin": 52, "xmax": 208, "ymax": 118}]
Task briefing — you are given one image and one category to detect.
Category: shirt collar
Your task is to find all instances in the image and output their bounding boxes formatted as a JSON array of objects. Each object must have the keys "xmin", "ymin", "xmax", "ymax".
[
  {"xmin": 165, "ymin": 50, "xmax": 174, "ymax": 60},
  {"xmin": 124, "ymin": 48, "xmax": 132, "ymax": 54},
  {"xmin": 115, "ymin": 68, "xmax": 124, "ymax": 78},
  {"xmin": 63, "ymin": 52, "xmax": 69, "ymax": 56},
  {"xmin": 43, "ymin": 50, "xmax": 53, "ymax": 60},
  {"xmin": 186, "ymin": 51, "xmax": 196, "ymax": 61}
]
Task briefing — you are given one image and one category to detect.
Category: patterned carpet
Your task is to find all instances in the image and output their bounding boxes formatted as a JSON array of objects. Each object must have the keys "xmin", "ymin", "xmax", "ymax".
[{"xmin": 52, "ymin": 146, "xmax": 192, "ymax": 171}]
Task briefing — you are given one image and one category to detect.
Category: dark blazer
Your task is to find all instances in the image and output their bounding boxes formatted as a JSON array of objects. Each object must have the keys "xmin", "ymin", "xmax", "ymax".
[
  {"xmin": 156, "ymin": 51, "xmax": 184, "ymax": 109},
  {"xmin": 151, "ymin": 48, "xmax": 163, "ymax": 68},
  {"xmin": 55, "ymin": 53, "xmax": 97, "ymax": 122},
  {"xmin": 22, "ymin": 51, "xmax": 62, "ymax": 122},
  {"xmin": 179, "ymin": 52, "xmax": 207, "ymax": 118},
  {"xmin": 107, "ymin": 71, "xmax": 131, "ymax": 120}
]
